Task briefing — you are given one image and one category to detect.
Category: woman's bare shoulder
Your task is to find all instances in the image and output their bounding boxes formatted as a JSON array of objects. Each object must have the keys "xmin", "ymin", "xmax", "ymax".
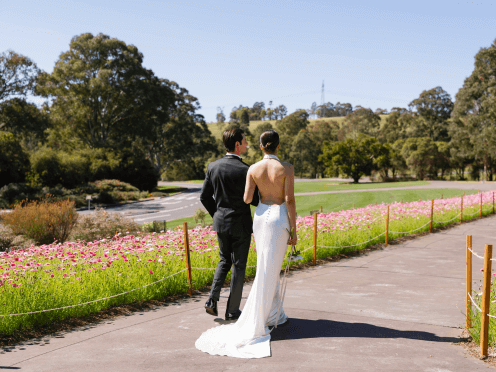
[{"xmin": 281, "ymin": 161, "xmax": 294, "ymax": 171}]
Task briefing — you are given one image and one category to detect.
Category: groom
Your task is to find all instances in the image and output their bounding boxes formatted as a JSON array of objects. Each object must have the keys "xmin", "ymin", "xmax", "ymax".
[{"xmin": 200, "ymin": 128, "xmax": 259, "ymax": 321}]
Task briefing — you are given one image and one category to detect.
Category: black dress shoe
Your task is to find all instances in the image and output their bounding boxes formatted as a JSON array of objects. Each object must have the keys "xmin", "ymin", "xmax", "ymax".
[
  {"xmin": 205, "ymin": 298, "xmax": 218, "ymax": 316},
  {"xmin": 225, "ymin": 310, "xmax": 242, "ymax": 321}
]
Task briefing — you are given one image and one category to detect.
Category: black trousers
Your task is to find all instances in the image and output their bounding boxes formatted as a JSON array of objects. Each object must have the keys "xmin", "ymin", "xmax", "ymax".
[{"xmin": 209, "ymin": 231, "xmax": 251, "ymax": 314}]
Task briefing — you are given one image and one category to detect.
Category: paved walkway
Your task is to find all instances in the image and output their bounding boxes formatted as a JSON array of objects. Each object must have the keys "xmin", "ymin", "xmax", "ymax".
[{"xmin": 2, "ymin": 217, "xmax": 496, "ymax": 371}]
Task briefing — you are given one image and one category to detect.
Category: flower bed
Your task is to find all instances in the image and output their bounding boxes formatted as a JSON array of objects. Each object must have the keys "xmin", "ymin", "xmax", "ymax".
[{"xmin": 0, "ymin": 192, "xmax": 493, "ymax": 336}]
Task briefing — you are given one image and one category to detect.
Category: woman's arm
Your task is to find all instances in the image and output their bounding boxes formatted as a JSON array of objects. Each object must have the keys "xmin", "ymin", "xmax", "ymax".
[
  {"xmin": 285, "ymin": 164, "xmax": 297, "ymax": 245},
  {"xmin": 244, "ymin": 168, "xmax": 257, "ymax": 204}
]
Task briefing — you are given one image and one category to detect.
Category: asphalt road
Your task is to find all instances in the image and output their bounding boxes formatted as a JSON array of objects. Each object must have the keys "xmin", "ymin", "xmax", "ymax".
[{"xmin": 78, "ymin": 186, "xmax": 202, "ymax": 225}]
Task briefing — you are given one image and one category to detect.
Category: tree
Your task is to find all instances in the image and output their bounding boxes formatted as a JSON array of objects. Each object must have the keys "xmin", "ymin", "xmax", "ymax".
[
  {"xmin": 289, "ymin": 130, "xmax": 321, "ymax": 177},
  {"xmin": 334, "ymin": 102, "xmax": 353, "ymax": 116},
  {"xmin": 378, "ymin": 110, "xmax": 409, "ymax": 144},
  {"xmin": 390, "ymin": 140, "xmax": 407, "ymax": 179},
  {"xmin": 240, "ymin": 107, "xmax": 250, "ymax": 125},
  {"xmin": 0, "ymin": 98, "xmax": 51, "ymax": 146},
  {"xmin": 36, "ymin": 33, "xmax": 173, "ymax": 149},
  {"xmin": 319, "ymin": 135, "xmax": 382, "ymax": 183},
  {"xmin": 141, "ymin": 79, "xmax": 217, "ymax": 177},
  {"xmin": 408, "ymin": 86, "xmax": 453, "ymax": 141},
  {"xmin": 450, "ymin": 38, "xmax": 496, "ymax": 182},
  {"xmin": 400, "ymin": 137, "xmax": 439, "ymax": 180},
  {"xmin": 308, "ymin": 102, "xmax": 318, "ymax": 119},
  {"xmin": 0, "ymin": 50, "xmax": 39, "ymax": 102},
  {"xmin": 338, "ymin": 107, "xmax": 381, "ymax": 140},
  {"xmin": 216, "ymin": 107, "xmax": 226, "ymax": 125},
  {"xmin": 0, "ymin": 132, "xmax": 30, "ymax": 187},
  {"xmin": 275, "ymin": 109, "xmax": 309, "ymax": 161}
]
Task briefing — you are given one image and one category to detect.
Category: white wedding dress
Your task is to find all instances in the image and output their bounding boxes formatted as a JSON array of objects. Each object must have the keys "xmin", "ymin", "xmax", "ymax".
[{"xmin": 195, "ymin": 201, "xmax": 290, "ymax": 358}]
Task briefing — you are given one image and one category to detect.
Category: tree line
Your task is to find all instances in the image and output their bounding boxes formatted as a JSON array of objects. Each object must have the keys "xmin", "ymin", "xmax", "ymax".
[
  {"xmin": 1, "ymin": 34, "xmax": 496, "ymax": 190},
  {"xmin": 0, "ymin": 33, "xmax": 219, "ymax": 191}
]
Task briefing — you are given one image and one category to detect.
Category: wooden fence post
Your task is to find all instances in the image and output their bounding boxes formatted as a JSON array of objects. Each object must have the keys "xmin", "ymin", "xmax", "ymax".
[
  {"xmin": 385, "ymin": 206, "xmax": 390, "ymax": 246},
  {"xmin": 401, "ymin": 198, "xmax": 403, "ymax": 203},
  {"xmin": 461, "ymin": 195, "xmax": 464, "ymax": 224},
  {"xmin": 320, "ymin": 206, "xmax": 323, "ymax": 213},
  {"xmin": 466, "ymin": 235, "xmax": 472, "ymax": 329},
  {"xmin": 480, "ymin": 193, "xmax": 483, "ymax": 219},
  {"xmin": 353, "ymin": 203, "xmax": 355, "ymax": 209},
  {"xmin": 313, "ymin": 213, "xmax": 318, "ymax": 265},
  {"xmin": 183, "ymin": 222, "xmax": 193, "ymax": 295},
  {"xmin": 493, "ymin": 192, "xmax": 495, "ymax": 214},
  {"xmin": 480, "ymin": 244, "xmax": 493, "ymax": 358},
  {"xmin": 430, "ymin": 199, "xmax": 434, "ymax": 233},
  {"xmin": 441, "ymin": 194, "xmax": 443, "ymax": 199}
]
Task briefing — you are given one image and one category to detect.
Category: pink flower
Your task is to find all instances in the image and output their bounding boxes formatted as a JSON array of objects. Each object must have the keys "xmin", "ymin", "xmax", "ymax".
[
  {"xmin": 149, "ymin": 270, "xmax": 153, "ymax": 274},
  {"xmin": 481, "ymin": 269, "xmax": 484, "ymax": 272},
  {"xmin": 50, "ymin": 274, "xmax": 55, "ymax": 278},
  {"xmin": 76, "ymin": 277, "xmax": 81, "ymax": 280}
]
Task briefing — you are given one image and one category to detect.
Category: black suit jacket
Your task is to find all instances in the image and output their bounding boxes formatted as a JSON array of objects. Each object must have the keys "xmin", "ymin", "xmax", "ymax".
[{"xmin": 200, "ymin": 155, "xmax": 259, "ymax": 235}]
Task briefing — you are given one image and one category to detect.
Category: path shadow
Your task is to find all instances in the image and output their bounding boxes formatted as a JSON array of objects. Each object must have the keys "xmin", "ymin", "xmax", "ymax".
[{"xmin": 270, "ymin": 318, "xmax": 461, "ymax": 343}]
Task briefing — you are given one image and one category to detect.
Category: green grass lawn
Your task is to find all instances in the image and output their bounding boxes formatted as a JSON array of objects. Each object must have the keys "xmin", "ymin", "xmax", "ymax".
[
  {"xmin": 294, "ymin": 180, "xmax": 430, "ymax": 193},
  {"xmin": 159, "ymin": 188, "xmax": 478, "ymax": 230}
]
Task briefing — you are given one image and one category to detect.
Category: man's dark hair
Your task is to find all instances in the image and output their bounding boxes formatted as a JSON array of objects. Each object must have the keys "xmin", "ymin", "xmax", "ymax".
[
  {"xmin": 223, "ymin": 128, "xmax": 244, "ymax": 152},
  {"xmin": 260, "ymin": 130, "xmax": 279, "ymax": 154}
]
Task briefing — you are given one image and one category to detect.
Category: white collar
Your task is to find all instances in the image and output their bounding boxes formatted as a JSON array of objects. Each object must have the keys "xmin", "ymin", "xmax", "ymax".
[
  {"xmin": 264, "ymin": 154, "xmax": 279, "ymax": 160},
  {"xmin": 226, "ymin": 152, "xmax": 241, "ymax": 159}
]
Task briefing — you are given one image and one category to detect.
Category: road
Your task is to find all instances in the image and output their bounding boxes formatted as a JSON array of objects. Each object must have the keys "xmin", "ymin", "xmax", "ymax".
[
  {"xmin": 77, "ymin": 180, "xmax": 496, "ymax": 224},
  {"xmin": 78, "ymin": 186, "xmax": 202, "ymax": 225}
]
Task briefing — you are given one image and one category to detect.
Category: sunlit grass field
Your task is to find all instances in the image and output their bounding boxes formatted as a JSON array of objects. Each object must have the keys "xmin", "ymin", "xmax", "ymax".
[{"xmin": 294, "ymin": 180, "xmax": 430, "ymax": 193}]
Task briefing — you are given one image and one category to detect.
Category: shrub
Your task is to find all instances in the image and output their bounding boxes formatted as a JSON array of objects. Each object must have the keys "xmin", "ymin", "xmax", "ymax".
[
  {"xmin": 70, "ymin": 208, "xmax": 139, "ymax": 242},
  {"xmin": 0, "ymin": 183, "xmax": 39, "ymax": 208},
  {"xmin": 0, "ymin": 132, "xmax": 30, "ymax": 187},
  {"xmin": 96, "ymin": 191, "xmax": 115, "ymax": 205},
  {"xmin": 0, "ymin": 224, "xmax": 36, "ymax": 252},
  {"xmin": 143, "ymin": 220, "xmax": 166, "ymax": 233},
  {"xmin": 28, "ymin": 147, "xmax": 158, "ymax": 191},
  {"xmin": 1, "ymin": 198, "xmax": 78, "ymax": 245},
  {"xmin": 89, "ymin": 179, "xmax": 139, "ymax": 193}
]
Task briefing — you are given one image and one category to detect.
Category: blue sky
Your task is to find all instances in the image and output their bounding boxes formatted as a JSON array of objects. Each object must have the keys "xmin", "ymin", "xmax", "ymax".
[{"xmin": 1, "ymin": 0, "xmax": 495, "ymax": 122}]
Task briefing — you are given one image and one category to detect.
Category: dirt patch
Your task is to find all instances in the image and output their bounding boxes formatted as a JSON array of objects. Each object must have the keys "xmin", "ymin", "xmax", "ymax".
[{"xmin": 457, "ymin": 329, "xmax": 496, "ymax": 367}]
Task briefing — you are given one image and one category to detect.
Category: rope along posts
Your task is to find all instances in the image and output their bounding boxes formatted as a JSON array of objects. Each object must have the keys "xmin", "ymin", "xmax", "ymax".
[
  {"xmin": 0, "ymin": 269, "xmax": 188, "ymax": 317},
  {"xmin": 466, "ymin": 235, "xmax": 472, "ymax": 329}
]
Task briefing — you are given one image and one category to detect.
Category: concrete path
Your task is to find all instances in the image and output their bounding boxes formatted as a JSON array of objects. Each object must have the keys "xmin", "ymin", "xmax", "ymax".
[{"xmin": 3, "ymin": 217, "xmax": 496, "ymax": 370}]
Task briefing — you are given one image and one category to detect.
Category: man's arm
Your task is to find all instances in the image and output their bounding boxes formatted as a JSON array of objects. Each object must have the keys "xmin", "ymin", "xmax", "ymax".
[{"xmin": 200, "ymin": 168, "xmax": 217, "ymax": 218}]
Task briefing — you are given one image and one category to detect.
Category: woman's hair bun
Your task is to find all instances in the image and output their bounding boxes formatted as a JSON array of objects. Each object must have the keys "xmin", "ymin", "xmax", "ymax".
[{"xmin": 260, "ymin": 130, "xmax": 279, "ymax": 153}]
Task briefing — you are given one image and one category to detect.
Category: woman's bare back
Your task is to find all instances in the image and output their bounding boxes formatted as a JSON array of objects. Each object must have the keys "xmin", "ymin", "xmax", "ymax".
[
  {"xmin": 249, "ymin": 158, "xmax": 288, "ymax": 205},
  {"xmin": 244, "ymin": 155, "xmax": 297, "ymax": 245}
]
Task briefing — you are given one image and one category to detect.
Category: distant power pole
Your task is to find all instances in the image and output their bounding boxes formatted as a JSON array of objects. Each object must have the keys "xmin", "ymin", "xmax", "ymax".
[{"xmin": 320, "ymin": 80, "xmax": 325, "ymax": 118}]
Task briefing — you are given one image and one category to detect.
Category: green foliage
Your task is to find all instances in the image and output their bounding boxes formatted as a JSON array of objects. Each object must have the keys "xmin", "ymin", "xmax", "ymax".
[
  {"xmin": 400, "ymin": 137, "xmax": 439, "ymax": 180},
  {"xmin": 142, "ymin": 79, "xmax": 217, "ymax": 178},
  {"xmin": 28, "ymin": 147, "xmax": 158, "ymax": 191},
  {"xmin": 0, "ymin": 50, "xmax": 39, "ymax": 101},
  {"xmin": 0, "ymin": 98, "xmax": 51, "ymax": 140},
  {"xmin": 1, "ymin": 198, "xmax": 78, "ymax": 245},
  {"xmin": 320, "ymin": 135, "xmax": 384, "ymax": 183},
  {"xmin": 36, "ymin": 32, "xmax": 173, "ymax": 149},
  {"xmin": 0, "ymin": 132, "xmax": 30, "ymax": 187},
  {"xmin": 338, "ymin": 107, "xmax": 381, "ymax": 139},
  {"xmin": 408, "ymin": 86, "xmax": 453, "ymax": 142},
  {"xmin": 450, "ymin": 38, "xmax": 496, "ymax": 179}
]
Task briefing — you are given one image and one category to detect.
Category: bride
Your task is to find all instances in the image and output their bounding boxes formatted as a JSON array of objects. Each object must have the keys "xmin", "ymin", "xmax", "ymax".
[{"xmin": 195, "ymin": 129, "xmax": 298, "ymax": 359}]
